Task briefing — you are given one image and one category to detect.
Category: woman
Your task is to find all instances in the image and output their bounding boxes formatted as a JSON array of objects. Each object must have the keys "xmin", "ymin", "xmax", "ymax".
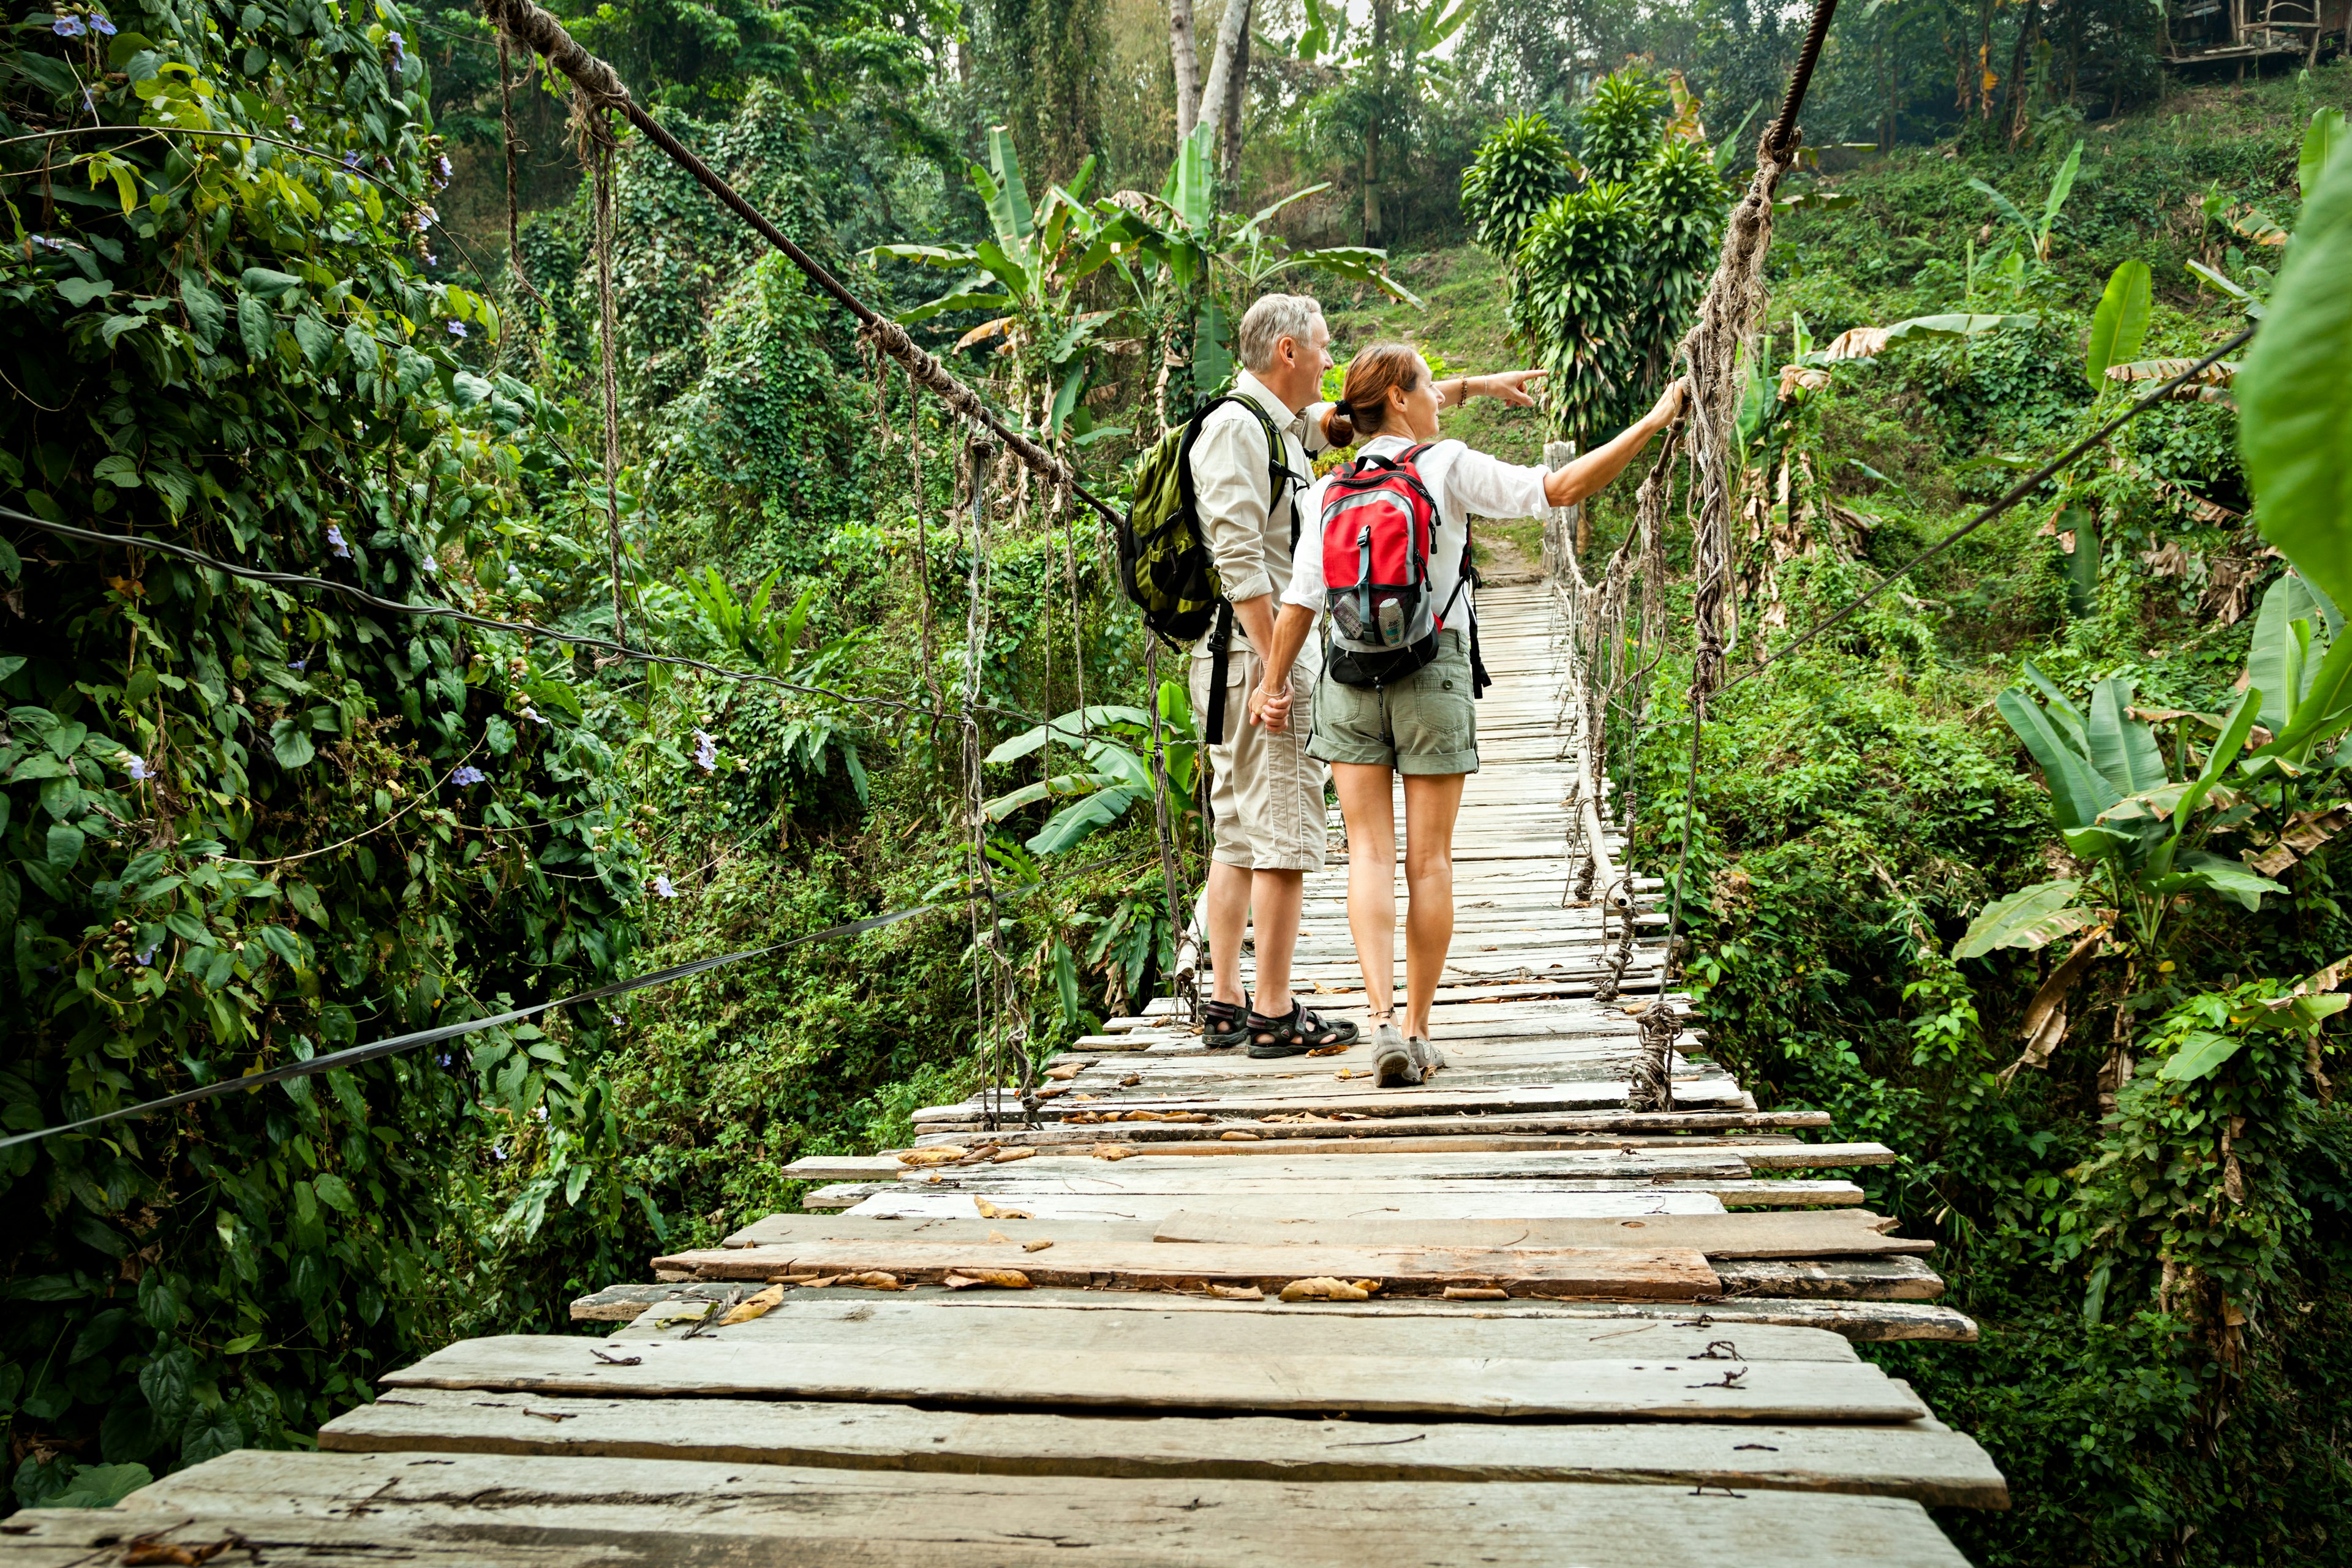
[{"xmin": 1251, "ymin": 344, "xmax": 1686, "ymax": 1087}]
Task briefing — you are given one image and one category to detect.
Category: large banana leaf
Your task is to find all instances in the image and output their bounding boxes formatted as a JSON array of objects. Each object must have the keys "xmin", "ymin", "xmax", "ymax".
[
  {"xmin": 2154, "ymin": 850, "xmax": 2288, "ymax": 911},
  {"xmin": 1169, "ymin": 124, "xmax": 1216, "ymax": 236},
  {"xmin": 2084, "ymin": 260, "xmax": 2151, "ymax": 389},
  {"xmin": 2171, "ymin": 687, "xmax": 2261, "ymax": 832},
  {"xmin": 985, "ymin": 126, "xmax": 1035, "ymax": 256},
  {"xmin": 985, "ymin": 706, "xmax": 1156, "ymax": 764},
  {"xmin": 1953, "ymin": 878, "xmax": 2092, "ymax": 959},
  {"xmin": 2239, "ymin": 137, "xmax": 2352, "ymax": 610},
  {"xmin": 2086, "ymin": 678, "xmax": 2168, "ymax": 793},
  {"xmin": 2019, "ymin": 660, "xmax": 2089, "ymax": 749},
  {"xmin": 2248, "ymin": 573, "xmax": 2327, "ymax": 731},
  {"xmin": 2037, "ymin": 140, "xmax": 2084, "ymax": 255},
  {"xmin": 1997, "ymin": 687, "xmax": 2122, "ymax": 833}
]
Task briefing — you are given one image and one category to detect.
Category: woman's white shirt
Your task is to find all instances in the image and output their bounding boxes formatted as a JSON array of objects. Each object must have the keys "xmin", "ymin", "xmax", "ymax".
[{"xmin": 1280, "ymin": 435, "xmax": 1550, "ymax": 631}]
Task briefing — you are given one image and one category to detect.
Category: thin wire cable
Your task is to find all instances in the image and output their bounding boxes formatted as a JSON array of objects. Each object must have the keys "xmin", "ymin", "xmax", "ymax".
[
  {"xmin": 1721, "ymin": 323, "xmax": 2259, "ymax": 693},
  {"xmin": 0, "ymin": 905, "xmax": 932, "ymax": 1153},
  {"xmin": 3, "ymin": 510, "xmax": 1051, "ymax": 725}
]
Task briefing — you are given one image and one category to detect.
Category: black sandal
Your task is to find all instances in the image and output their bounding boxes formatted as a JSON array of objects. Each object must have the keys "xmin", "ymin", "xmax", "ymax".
[
  {"xmin": 1202, "ymin": 993, "xmax": 1251, "ymax": 1050},
  {"xmin": 1246, "ymin": 1001, "xmax": 1360, "ymax": 1060}
]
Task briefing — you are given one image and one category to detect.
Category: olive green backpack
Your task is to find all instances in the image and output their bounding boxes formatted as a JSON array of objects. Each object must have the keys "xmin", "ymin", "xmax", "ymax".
[{"xmin": 1116, "ymin": 394, "xmax": 1296, "ymax": 742}]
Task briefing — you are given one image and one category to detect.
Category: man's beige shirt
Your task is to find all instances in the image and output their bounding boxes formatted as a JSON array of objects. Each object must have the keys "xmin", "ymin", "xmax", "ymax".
[{"xmin": 1188, "ymin": 369, "xmax": 1335, "ymax": 655}]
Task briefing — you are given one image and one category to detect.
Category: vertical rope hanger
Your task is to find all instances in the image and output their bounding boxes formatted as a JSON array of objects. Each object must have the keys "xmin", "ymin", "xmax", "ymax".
[
  {"xmin": 906, "ymin": 374, "xmax": 941, "ymax": 715},
  {"xmin": 576, "ymin": 102, "xmax": 630, "ymax": 646}
]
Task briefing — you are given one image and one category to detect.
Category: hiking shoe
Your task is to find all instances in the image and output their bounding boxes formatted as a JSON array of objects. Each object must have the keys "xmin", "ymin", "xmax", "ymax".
[
  {"xmin": 1408, "ymin": 1035, "xmax": 1445, "ymax": 1080},
  {"xmin": 1373, "ymin": 1018, "xmax": 1416, "ymax": 1087},
  {"xmin": 1246, "ymin": 1001, "xmax": 1360, "ymax": 1059},
  {"xmin": 1201, "ymin": 993, "xmax": 1251, "ymax": 1051}
]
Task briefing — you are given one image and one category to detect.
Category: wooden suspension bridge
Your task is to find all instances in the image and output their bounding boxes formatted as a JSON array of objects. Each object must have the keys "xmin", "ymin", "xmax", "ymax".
[{"xmin": 2, "ymin": 581, "xmax": 2003, "ymax": 1565}]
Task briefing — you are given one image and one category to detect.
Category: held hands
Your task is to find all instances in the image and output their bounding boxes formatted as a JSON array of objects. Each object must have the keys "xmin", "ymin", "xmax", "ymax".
[{"xmin": 1250, "ymin": 679, "xmax": 1293, "ymax": 733}]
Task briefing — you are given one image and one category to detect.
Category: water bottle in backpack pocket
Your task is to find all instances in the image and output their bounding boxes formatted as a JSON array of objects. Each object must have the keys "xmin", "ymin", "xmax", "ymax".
[{"xmin": 1321, "ymin": 443, "xmax": 1470, "ymax": 689}]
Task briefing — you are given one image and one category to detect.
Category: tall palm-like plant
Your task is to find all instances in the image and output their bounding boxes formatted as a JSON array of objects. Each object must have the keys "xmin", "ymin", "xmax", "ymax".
[{"xmin": 1461, "ymin": 111, "xmax": 1574, "ymax": 266}]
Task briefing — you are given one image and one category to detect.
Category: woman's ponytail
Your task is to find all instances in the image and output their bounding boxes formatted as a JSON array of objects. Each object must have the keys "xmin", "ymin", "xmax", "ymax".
[{"xmin": 1325, "ymin": 399, "xmax": 1358, "ymax": 448}]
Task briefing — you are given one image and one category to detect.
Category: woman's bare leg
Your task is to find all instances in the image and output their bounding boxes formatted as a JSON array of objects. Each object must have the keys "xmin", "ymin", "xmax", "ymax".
[
  {"xmin": 1400, "ymin": 771, "xmax": 1467, "ymax": 1041},
  {"xmin": 1332, "ymin": 762, "xmax": 1398, "ymax": 1022}
]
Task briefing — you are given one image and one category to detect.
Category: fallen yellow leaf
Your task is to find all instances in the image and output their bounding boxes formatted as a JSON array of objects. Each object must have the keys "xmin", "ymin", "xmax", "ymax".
[
  {"xmin": 1280, "ymin": 1276, "xmax": 1370, "ymax": 1302},
  {"xmin": 1090, "ymin": 1143, "xmax": 1131, "ymax": 1161},
  {"xmin": 1219, "ymin": 1130, "xmax": 1261, "ymax": 1142},
  {"xmin": 987, "ymin": 1229, "xmax": 1012, "ymax": 1244},
  {"xmin": 992, "ymin": 1147, "xmax": 1036, "ymax": 1163},
  {"xmin": 897, "ymin": 1146, "xmax": 968, "ymax": 1167},
  {"xmin": 941, "ymin": 1268, "xmax": 1031, "ymax": 1289},
  {"xmin": 1022, "ymin": 1238, "xmax": 1054, "ymax": 1253},
  {"xmin": 1207, "ymin": 1283, "xmax": 1264, "ymax": 1300},
  {"xmin": 718, "ymin": 1283, "xmax": 786, "ymax": 1325}
]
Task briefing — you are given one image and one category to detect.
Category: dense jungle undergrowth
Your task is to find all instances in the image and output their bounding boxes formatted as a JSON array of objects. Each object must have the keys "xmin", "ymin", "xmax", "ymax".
[{"xmin": 5, "ymin": 0, "xmax": 2351, "ymax": 1552}]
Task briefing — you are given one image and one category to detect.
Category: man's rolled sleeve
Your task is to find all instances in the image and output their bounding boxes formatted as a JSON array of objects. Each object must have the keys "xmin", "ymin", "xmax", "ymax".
[{"xmin": 1191, "ymin": 413, "xmax": 1274, "ymax": 603}]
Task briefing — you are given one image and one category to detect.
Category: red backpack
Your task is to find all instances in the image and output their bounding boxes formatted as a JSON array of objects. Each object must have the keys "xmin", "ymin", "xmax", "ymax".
[{"xmin": 1319, "ymin": 444, "xmax": 1479, "ymax": 690}]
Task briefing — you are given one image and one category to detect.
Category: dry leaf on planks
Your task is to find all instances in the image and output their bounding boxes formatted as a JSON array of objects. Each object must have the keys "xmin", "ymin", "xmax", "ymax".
[
  {"xmin": 973, "ymin": 1199, "xmax": 1032, "ymax": 1220},
  {"xmin": 942, "ymin": 1269, "xmax": 1032, "ymax": 1290},
  {"xmin": 1280, "ymin": 1276, "xmax": 1384, "ymax": 1302},
  {"xmin": 898, "ymin": 1147, "xmax": 968, "ymax": 1167},
  {"xmin": 718, "ymin": 1283, "xmax": 788, "ymax": 1325}
]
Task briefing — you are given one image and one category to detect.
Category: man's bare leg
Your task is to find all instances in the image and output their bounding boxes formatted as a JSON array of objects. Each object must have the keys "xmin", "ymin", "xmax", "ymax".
[
  {"xmin": 1246, "ymin": 868, "xmax": 1305, "ymax": 1014},
  {"xmin": 1203, "ymin": 859, "xmax": 1253, "ymax": 1008},
  {"xmin": 1401, "ymin": 771, "xmax": 1468, "ymax": 1041}
]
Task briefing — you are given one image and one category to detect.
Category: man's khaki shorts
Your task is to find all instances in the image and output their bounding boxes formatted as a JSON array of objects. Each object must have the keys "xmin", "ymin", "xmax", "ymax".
[
  {"xmin": 1190, "ymin": 639, "xmax": 1329, "ymax": 873},
  {"xmin": 1308, "ymin": 627, "xmax": 1479, "ymax": 775}
]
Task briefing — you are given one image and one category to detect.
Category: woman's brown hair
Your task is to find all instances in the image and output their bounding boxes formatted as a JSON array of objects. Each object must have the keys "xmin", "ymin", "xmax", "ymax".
[{"xmin": 1327, "ymin": 342, "xmax": 1425, "ymax": 446}]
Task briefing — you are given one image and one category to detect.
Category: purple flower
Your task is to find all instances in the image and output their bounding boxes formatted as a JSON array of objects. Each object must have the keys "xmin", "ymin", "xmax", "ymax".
[
  {"xmin": 435, "ymin": 153, "xmax": 453, "ymax": 181},
  {"xmin": 386, "ymin": 30, "xmax": 405, "ymax": 77},
  {"xmin": 288, "ymin": 116, "xmax": 304, "ymax": 134},
  {"xmin": 89, "ymin": 12, "xmax": 113, "ymax": 33},
  {"xmin": 652, "ymin": 874, "xmax": 677, "ymax": 899},
  {"xmin": 52, "ymin": 14, "xmax": 86, "ymax": 36},
  {"xmin": 122, "ymin": 752, "xmax": 153, "ymax": 781},
  {"xmin": 343, "ymin": 151, "xmax": 361, "ymax": 171},
  {"xmin": 520, "ymin": 706, "xmax": 549, "ymax": 727},
  {"xmin": 327, "ymin": 524, "xmax": 350, "ymax": 558},
  {"xmin": 288, "ymin": 658, "xmax": 306, "ymax": 672},
  {"xmin": 446, "ymin": 320, "xmax": 467, "ymax": 339},
  {"xmin": 692, "ymin": 729, "xmax": 718, "ymax": 774},
  {"xmin": 135, "ymin": 943, "xmax": 157, "ymax": 966},
  {"xmin": 422, "ymin": 251, "xmax": 439, "ymax": 268},
  {"xmin": 31, "ymin": 234, "xmax": 64, "ymax": 252},
  {"xmin": 451, "ymin": 765, "xmax": 486, "ymax": 785}
]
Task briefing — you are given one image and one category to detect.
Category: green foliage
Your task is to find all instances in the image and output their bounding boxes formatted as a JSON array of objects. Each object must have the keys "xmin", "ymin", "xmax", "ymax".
[
  {"xmin": 1575, "ymin": 68, "xmax": 1667, "ymax": 186},
  {"xmin": 2061, "ymin": 981, "xmax": 2339, "ymax": 1330},
  {"xmin": 1, "ymin": 0, "xmax": 655, "ymax": 1477},
  {"xmin": 1507, "ymin": 68, "xmax": 1723, "ymax": 446},
  {"xmin": 1513, "ymin": 180, "xmax": 1642, "ymax": 445},
  {"xmin": 1459, "ymin": 112, "xmax": 1573, "ymax": 263}
]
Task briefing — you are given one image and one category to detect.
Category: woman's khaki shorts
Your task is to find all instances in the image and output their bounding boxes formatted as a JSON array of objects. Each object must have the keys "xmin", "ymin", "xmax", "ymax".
[{"xmin": 1308, "ymin": 627, "xmax": 1479, "ymax": 775}]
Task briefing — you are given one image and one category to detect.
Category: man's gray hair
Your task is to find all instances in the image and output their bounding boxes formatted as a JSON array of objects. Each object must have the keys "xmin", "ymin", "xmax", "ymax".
[{"xmin": 1237, "ymin": 293, "xmax": 1323, "ymax": 373}]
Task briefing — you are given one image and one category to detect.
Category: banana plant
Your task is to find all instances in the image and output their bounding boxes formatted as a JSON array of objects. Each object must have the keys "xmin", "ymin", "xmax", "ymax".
[
  {"xmin": 981, "ymin": 685, "xmax": 1200, "ymax": 857},
  {"xmin": 866, "ymin": 129, "xmax": 1125, "ymax": 438},
  {"xmin": 1090, "ymin": 124, "xmax": 1421, "ymax": 412},
  {"xmin": 1969, "ymin": 138, "xmax": 2084, "ymax": 266}
]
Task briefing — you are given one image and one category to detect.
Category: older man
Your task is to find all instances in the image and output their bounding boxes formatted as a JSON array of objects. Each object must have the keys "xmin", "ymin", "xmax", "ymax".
[{"xmin": 1189, "ymin": 293, "xmax": 1355, "ymax": 1059}]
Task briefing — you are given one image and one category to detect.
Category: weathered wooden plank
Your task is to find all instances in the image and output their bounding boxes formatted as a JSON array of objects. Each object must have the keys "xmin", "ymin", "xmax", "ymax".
[
  {"xmin": 320, "ymin": 1387, "xmax": 2008, "ymax": 1507},
  {"xmin": 817, "ymin": 1177, "xmax": 1867, "ymax": 1208},
  {"xmin": 1150, "ymin": 1208, "xmax": 1934, "ymax": 1259},
  {"xmin": 915, "ymin": 1079, "xmax": 1751, "ymax": 1124},
  {"xmin": 572, "ymin": 1280, "xmax": 1980, "ymax": 1342},
  {"xmin": 825, "ymin": 1182, "xmax": 1863, "ymax": 1219},
  {"xmin": 3, "ymin": 1450, "xmax": 1974, "ymax": 1565},
  {"xmin": 385, "ymin": 1333, "xmax": 1928, "ymax": 1421},
  {"xmin": 891, "ymin": 1150, "xmax": 1759, "ymax": 1182},
  {"xmin": 595, "ymin": 1294, "xmax": 1860, "ymax": 1363},
  {"xmin": 1716, "ymin": 1256, "xmax": 1947, "ymax": 1301},
  {"xmin": 648, "ymin": 1238, "xmax": 1723, "ymax": 1298},
  {"xmin": 911, "ymin": 1109, "xmax": 1836, "ymax": 1148}
]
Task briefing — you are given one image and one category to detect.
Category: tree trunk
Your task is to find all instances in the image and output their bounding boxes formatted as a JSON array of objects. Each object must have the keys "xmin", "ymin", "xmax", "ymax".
[
  {"xmin": 1221, "ymin": 17, "xmax": 1251, "ymax": 179},
  {"xmin": 1999, "ymin": 0, "xmax": 2040, "ymax": 149},
  {"xmin": 1364, "ymin": 0, "xmax": 1391, "ymax": 246},
  {"xmin": 1200, "ymin": 0, "xmax": 1251, "ymax": 167},
  {"xmin": 1170, "ymin": 0, "xmax": 1202, "ymax": 139}
]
